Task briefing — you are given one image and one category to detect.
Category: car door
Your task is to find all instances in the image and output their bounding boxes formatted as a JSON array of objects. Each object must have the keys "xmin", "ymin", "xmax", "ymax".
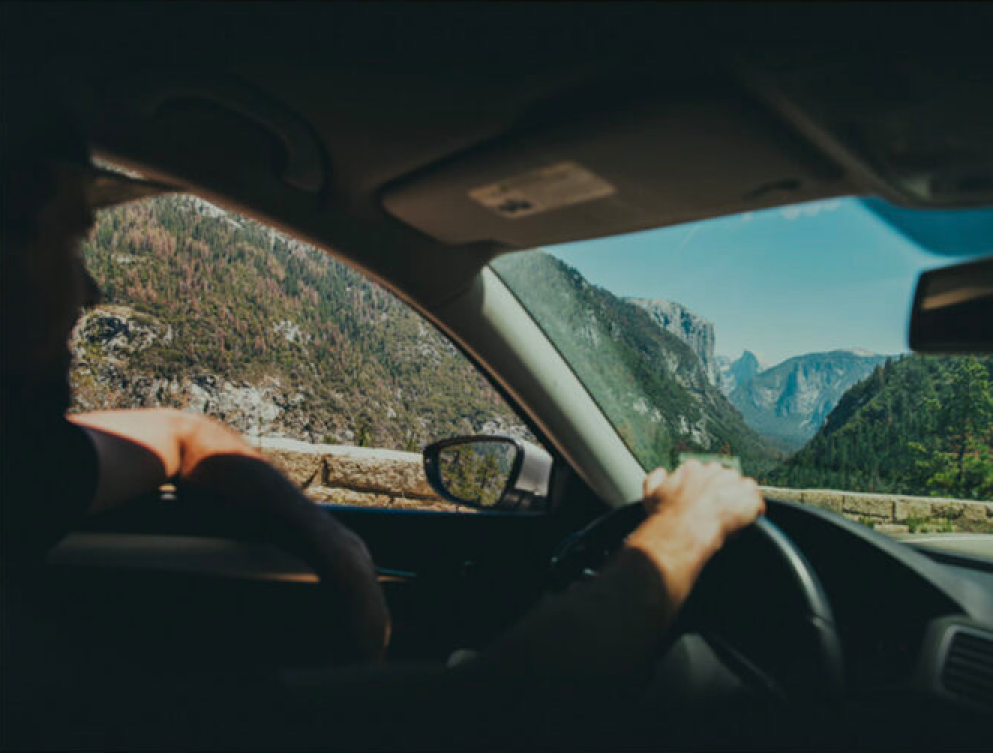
[{"xmin": 49, "ymin": 190, "xmax": 590, "ymax": 671}]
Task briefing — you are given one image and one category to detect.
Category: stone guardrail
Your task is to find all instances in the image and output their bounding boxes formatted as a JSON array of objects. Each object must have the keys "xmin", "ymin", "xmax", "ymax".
[
  {"xmin": 759, "ymin": 486, "xmax": 993, "ymax": 534},
  {"xmin": 257, "ymin": 437, "xmax": 466, "ymax": 512},
  {"xmin": 257, "ymin": 438, "xmax": 993, "ymax": 531}
]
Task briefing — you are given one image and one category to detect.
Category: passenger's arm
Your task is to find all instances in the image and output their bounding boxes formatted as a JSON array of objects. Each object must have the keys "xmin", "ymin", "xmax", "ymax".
[{"xmin": 69, "ymin": 407, "xmax": 390, "ymax": 663}]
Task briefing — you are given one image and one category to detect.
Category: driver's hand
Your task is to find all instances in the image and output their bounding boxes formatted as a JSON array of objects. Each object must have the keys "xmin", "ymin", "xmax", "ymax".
[{"xmin": 626, "ymin": 460, "xmax": 765, "ymax": 611}]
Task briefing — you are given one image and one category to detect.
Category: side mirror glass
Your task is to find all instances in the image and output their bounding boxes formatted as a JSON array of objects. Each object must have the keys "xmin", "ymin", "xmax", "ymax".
[
  {"xmin": 910, "ymin": 256, "xmax": 993, "ymax": 353},
  {"xmin": 423, "ymin": 436, "xmax": 552, "ymax": 511}
]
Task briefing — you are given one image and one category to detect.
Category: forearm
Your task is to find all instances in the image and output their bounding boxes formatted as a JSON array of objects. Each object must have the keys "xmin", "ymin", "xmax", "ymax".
[
  {"xmin": 464, "ymin": 506, "xmax": 725, "ymax": 739},
  {"xmin": 274, "ymin": 539, "xmax": 706, "ymax": 748},
  {"xmin": 459, "ymin": 561, "xmax": 665, "ymax": 747},
  {"xmin": 73, "ymin": 408, "xmax": 346, "ymax": 576},
  {"xmin": 74, "ymin": 407, "xmax": 387, "ymax": 661},
  {"xmin": 153, "ymin": 411, "xmax": 371, "ymax": 596},
  {"xmin": 71, "ymin": 408, "xmax": 191, "ymax": 510},
  {"xmin": 181, "ymin": 451, "xmax": 370, "ymax": 581},
  {"xmin": 74, "ymin": 407, "xmax": 310, "ymax": 520}
]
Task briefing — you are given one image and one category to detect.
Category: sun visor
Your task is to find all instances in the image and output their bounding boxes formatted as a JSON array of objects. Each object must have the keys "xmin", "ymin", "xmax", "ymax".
[
  {"xmin": 382, "ymin": 97, "xmax": 847, "ymax": 248},
  {"xmin": 87, "ymin": 70, "xmax": 328, "ymax": 201}
]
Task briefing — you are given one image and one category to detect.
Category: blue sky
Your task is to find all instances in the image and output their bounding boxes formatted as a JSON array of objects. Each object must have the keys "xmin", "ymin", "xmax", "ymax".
[{"xmin": 544, "ymin": 198, "xmax": 946, "ymax": 366}]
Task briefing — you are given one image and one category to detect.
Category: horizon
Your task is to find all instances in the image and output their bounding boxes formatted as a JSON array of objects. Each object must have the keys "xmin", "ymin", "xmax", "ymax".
[
  {"xmin": 718, "ymin": 346, "xmax": 901, "ymax": 372},
  {"xmin": 542, "ymin": 197, "xmax": 945, "ymax": 365}
]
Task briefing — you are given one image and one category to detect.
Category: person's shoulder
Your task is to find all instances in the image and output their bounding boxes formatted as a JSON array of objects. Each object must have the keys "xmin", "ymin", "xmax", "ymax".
[{"xmin": 2, "ymin": 397, "xmax": 99, "ymax": 566}]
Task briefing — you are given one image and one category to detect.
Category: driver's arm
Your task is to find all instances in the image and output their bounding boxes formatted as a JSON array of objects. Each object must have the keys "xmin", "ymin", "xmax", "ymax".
[
  {"xmin": 69, "ymin": 407, "xmax": 390, "ymax": 663},
  {"xmin": 468, "ymin": 461, "xmax": 764, "ymax": 721},
  {"xmin": 274, "ymin": 461, "xmax": 764, "ymax": 749}
]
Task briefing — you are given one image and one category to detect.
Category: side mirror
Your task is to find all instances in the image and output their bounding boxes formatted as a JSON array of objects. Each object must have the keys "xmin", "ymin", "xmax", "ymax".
[
  {"xmin": 423, "ymin": 436, "xmax": 553, "ymax": 511},
  {"xmin": 910, "ymin": 256, "xmax": 993, "ymax": 353}
]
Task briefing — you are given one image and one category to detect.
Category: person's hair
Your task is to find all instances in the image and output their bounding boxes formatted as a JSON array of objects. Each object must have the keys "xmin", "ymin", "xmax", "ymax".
[{"xmin": 1, "ymin": 75, "xmax": 91, "ymax": 251}]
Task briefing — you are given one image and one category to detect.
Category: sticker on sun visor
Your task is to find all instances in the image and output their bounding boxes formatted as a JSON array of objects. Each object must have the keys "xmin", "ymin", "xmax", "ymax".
[{"xmin": 468, "ymin": 161, "xmax": 615, "ymax": 219}]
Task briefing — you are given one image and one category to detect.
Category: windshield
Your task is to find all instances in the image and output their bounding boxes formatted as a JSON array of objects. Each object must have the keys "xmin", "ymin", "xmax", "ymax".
[{"xmin": 491, "ymin": 197, "xmax": 993, "ymax": 557}]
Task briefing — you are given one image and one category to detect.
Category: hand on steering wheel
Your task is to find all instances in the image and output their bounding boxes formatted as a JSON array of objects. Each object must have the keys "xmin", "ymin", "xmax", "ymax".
[
  {"xmin": 628, "ymin": 462, "xmax": 766, "ymax": 610},
  {"xmin": 549, "ymin": 461, "xmax": 844, "ymax": 741}
]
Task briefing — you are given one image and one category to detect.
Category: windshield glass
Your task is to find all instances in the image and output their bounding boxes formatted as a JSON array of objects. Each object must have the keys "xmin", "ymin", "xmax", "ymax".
[{"xmin": 491, "ymin": 197, "xmax": 993, "ymax": 557}]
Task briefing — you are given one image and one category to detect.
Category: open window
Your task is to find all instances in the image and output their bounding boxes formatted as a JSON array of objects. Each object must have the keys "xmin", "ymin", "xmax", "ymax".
[{"xmin": 72, "ymin": 192, "xmax": 539, "ymax": 514}]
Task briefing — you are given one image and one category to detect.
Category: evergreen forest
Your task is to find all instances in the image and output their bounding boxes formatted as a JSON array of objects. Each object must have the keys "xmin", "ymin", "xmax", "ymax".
[
  {"xmin": 73, "ymin": 195, "xmax": 526, "ymax": 449},
  {"xmin": 767, "ymin": 356, "xmax": 993, "ymax": 500}
]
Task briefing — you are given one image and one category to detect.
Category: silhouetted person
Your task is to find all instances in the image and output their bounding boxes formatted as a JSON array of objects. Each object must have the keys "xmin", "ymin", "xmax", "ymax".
[{"xmin": 2, "ymin": 81, "xmax": 765, "ymax": 751}]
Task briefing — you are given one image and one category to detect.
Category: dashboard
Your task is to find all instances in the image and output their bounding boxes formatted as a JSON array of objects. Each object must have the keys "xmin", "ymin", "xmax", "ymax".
[
  {"xmin": 27, "ymin": 492, "xmax": 993, "ymax": 751},
  {"xmin": 765, "ymin": 500, "xmax": 992, "ymax": 748}
]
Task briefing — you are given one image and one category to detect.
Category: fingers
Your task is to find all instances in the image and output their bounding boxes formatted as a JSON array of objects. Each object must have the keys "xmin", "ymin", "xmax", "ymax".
[
  {"xmin": 628, "ymin": 460, "xmax": 767, "ymax": 615},
  {"xmin": 642, "ymin": 460, "xmax": 765, "ymax": 531},
  {"xmin": 643, "ymin": 466, "xmax": 667, "ymax": 497}
]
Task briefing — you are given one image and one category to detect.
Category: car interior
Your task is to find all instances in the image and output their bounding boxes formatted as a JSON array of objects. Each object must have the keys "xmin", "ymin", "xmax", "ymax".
[{"xmin": 4, "ymin": 3, "xmax": 993, "ymax": 750}]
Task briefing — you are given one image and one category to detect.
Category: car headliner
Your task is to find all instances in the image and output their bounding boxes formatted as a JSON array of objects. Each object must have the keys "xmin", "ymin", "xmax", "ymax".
[
  {"xmin": 6, "ymin": 3, "xmax": 990, "ymax": 503},
  {"xmin": 5, "ymin": 2, "xmax": 992, "ymax": 311}
]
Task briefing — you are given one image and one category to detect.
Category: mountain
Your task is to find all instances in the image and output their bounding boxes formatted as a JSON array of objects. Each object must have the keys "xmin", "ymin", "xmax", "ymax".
[
  {"xmin": 627, "ymin": 299, "xmax": 720, "ymax": 387},
  {"xmin": 70, "ymin": 195, "xmax": 528, "ymax": 449},
  {"xmin": 717, "ymin": 350, "xmax": 767, "ymax": 396},
  {"xmin": 492, "ymin": 252, "xmax": 776, "ymax": 474},
  {"xmin": 728, "ymin": 349, "xmax": 892, "ymax": 451},
  {"xmin": 766, "ymin": 355, "xmax": 993, "ymax": 500}
]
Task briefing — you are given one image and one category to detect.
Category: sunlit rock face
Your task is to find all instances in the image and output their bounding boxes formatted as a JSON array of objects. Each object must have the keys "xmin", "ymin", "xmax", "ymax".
[
  {"xmin": 717, "ymin": 350, "xmax": 768, "ymax": 396},
  {"xmin": 728, "ymin": 349, "xmax": 891, "ymax": 451},
  {"xmin": 628, "ymin": 298, "xmax": 720, "ymax": 387}
]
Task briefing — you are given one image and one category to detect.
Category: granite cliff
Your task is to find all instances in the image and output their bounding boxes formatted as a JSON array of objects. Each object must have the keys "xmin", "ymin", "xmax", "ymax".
[
  {"xmin": 628, "ymin": 298, "xmax": 720, "ymax": 387},
  {"xmin": 729, "ymin": 349, "xmax": 891, "ymax": 451},
  {"xmin": 493, "ymin": 253, "xmax": 776, "ymax": 473}
]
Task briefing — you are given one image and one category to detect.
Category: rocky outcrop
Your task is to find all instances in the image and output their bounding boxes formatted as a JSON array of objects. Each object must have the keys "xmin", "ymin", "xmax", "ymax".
[
  {"xmin": 629, "ymin": 298, "xmax": 720, "ymax": 387},
  {"xmin": 71, "ymin": 307, "xmax": 374, "ymax": 443},
  {"xmin": 75, "ymin": 305, "xmax": 172, "ymax": 359}
]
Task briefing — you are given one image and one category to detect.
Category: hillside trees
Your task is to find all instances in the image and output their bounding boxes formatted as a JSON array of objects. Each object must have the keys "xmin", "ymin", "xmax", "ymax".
[
  {"xmin": 72, "ymin": 195, "xmax": 527, "ymax": 449},
  {"xmin": 768, "ymin": 356, "xmax": 993, "ymax": 499},
  {"xmin": 907, "ymin": 358, "xmax": 993, "ymax": 499}
]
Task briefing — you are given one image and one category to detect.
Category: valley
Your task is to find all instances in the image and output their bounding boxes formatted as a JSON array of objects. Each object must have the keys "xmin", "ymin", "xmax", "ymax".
[{"xmin": 71, "ymin": 195, "xmax": 992, "ymax": 503}]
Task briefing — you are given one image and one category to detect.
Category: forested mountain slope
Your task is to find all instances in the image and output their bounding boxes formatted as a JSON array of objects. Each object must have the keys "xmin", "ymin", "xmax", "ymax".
[
  {"xmin": 71, "ymin": 195, "xmax": 526, "ymax": 449},
  {"xmin": 768, "ymin": 356, "xmax": 993, "ymax": 499},
  {"xmin": 492, "ymin": 252, "xmax": 776, "ymax": 474}
]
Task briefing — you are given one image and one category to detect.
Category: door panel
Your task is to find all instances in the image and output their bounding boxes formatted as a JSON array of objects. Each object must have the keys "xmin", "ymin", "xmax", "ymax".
[{"xmin": 61, "ymin": 489, "xmax": 566, "ymax": 664}]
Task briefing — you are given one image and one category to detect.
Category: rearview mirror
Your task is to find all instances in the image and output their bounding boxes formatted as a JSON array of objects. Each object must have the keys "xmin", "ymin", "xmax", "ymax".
[
  {"xmin": 909, "ymin": 256, "xmax": 993, "ymax": 353},
  {"xmin": 423, "ymin": 436, "xmax": 552, "ymax": 511}
]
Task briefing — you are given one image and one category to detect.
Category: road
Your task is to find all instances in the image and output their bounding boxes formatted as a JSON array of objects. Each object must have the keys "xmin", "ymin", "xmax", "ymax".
[{"xmin": 893, "ymin": 533, "xmax": 993, "ymax": 559}]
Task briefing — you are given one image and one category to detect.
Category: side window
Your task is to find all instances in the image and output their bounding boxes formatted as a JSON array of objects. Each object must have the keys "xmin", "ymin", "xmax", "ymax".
[{"xmin": 71, "ymin": 194, "xmax": 531, "ymax": 513}]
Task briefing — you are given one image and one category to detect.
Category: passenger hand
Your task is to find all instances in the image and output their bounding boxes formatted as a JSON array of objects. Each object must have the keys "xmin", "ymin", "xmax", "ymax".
[
  {"xmin": 625, "ymin": 460, "xmax": 765, "ymax": 611},
  {"xmin": 75, "ymin": 409, "xmax": 391, "ymax": 664},
  {"xmin": 310, "ymin": 519, "xmax": 392, "ymax": 664}
]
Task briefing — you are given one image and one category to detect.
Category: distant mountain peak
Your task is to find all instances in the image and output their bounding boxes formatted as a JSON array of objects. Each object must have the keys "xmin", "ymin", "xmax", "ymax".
[
  {"xmin": 627, "ymin": 298, "xmax": 715, "ymax": 328},
  {"xmin": 718, "ymin": 349, "xmax": 767, "ymax": 396},
  {"xmin": 739, "ymin": 349, "xmax": 763, "ymax": 368},
  {"xmin": 491, "ymin": 253, "xmax": 774, "ymax": 468},
  {"xmin": 727, "ymin": 349, "xmax": 892, "ymax": 450}
]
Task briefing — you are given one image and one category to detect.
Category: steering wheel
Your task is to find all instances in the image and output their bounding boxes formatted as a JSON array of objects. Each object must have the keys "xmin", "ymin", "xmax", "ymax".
[{"xmin": 549, "ymin": 502, "xmax": 845, "ymax": 743}]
